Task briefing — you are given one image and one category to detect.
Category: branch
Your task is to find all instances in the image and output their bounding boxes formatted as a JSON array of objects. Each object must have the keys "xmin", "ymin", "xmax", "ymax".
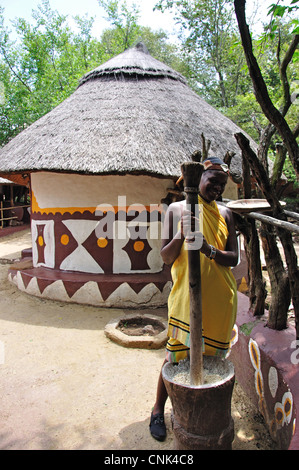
[
  {"xmin": 280, "ymin": 34, "xmax": 299, "ymax": 115},
  {"xmin": 0, "ymin": 46, "xmax": 32, "ymax": 94},
  {"xmin": 293, "ymin": 122, "xmax": 299, "ymax": 139},
  {"xmin": 258, "ymin": 34, "xmax": 299, "ymax": 171},
  {"xmin": 257, "ymin": 122, "xmax": 275, "ymax": 170},
  {"xmin": 234, "ymin": 0, "xmax": 299, "ymax": 176},
  {"xmin": 234, "ymin": 132, "xmax": 284, "ymax": 215},
  {"xmin": 245, "ymin": 211, "xmax": 299, "ymax": 235},
  {"xmin": 280, "ymin": 34, "xmax": 299, "ymax": 77},
  {"xmin": 271, "ymin": 143, "xmax": 286, "ymax": 189},
  {"xmin": 201, "ymin": 133, "xmax": 211, "ymax": 159}
]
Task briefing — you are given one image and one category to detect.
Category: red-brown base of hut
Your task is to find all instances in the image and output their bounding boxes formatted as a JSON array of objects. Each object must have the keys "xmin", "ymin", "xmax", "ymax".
[{"xmin": 8, "ymin": 259, "xmax": 172, "ymax": 308}]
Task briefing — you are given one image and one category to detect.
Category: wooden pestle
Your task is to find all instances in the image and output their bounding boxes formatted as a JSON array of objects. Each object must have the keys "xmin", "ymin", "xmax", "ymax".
[{"xmin": 181, "ymin": 161, "xmax": 204, "ymax": 386}]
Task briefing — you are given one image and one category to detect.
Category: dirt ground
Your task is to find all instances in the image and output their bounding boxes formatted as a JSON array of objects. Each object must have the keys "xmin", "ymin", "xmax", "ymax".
[{"xmin": 0, "ymin": 229, "xmax": 277, "ymax": 450}]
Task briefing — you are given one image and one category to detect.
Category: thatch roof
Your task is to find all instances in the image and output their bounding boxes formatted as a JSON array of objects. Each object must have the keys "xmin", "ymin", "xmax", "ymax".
[
  {"xmin": 0, "ymin": 42, "xmax": 255, "ymax": 180},
  {"xmin": 80, "ymin": 42, "xmax": 187, "ymax": 86}
]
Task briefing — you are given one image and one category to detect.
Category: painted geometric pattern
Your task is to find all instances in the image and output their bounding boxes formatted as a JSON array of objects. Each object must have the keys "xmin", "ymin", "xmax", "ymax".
[
  {"xmin": 31, "ymin": 211, "xmax": 163, "ymax": 275},
  {"xmin": 8, "ymin": 268, "xmax": 172, "ymax": 308},
  {"xmin": 31, "ymin": 219, "xmax": 55, "ymax": 268}
]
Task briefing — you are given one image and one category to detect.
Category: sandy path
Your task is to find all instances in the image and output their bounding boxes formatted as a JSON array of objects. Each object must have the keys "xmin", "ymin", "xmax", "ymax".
[{"xmin": 0, "ymin": 229, "xmax": 276, "ymax": 450}]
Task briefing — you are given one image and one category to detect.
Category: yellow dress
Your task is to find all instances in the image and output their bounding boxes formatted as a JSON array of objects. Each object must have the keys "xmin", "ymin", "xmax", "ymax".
[{"xmin": 166, "ymin": 195, "xmax": 237, "ymax": 362}]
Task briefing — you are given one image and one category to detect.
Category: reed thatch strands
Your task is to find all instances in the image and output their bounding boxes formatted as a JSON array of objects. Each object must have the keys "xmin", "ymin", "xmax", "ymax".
[
  {"xmin": 79, "ymin": 42, "xmax": 187, "ymax": 85},
  {"xmin": 0, "ymin": 42, "xmax": 253, "ymax": 179}
]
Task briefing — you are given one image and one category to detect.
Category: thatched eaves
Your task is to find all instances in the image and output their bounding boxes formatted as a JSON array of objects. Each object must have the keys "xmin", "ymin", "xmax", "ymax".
[{"xmin": 0, "ymin": 42, "xmax": 255, "ymax": 180}]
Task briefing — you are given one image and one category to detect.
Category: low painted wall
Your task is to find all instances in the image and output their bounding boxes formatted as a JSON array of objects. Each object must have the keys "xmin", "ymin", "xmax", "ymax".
[{"xmin": 230, "ymin": 293, "xmax": 298, "ymax": 450}]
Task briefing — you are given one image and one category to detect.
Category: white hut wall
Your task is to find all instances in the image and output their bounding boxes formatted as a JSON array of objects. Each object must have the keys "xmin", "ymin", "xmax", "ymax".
[{"xmin": 30, "ymin": 172, "xmax": 172, "ymax": 275}]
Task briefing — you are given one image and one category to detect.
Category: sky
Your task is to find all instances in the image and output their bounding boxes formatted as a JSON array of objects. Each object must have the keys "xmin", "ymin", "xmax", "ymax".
[
  {"xmin": 0, "ymin": 0, "xmax": 268, "ymax": 41},
  {"xmin": 0, "ymin": 0, "xmax": 180, "ymax": 40}
]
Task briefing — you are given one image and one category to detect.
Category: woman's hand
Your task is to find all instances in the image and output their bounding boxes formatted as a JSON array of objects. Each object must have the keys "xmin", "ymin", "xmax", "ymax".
[
  {"xmin": 181, "ymin": 209, "xmax": 203, "ymax": 250},
  {"xmin": 199, "ymin": 235, "xmax": 211, "ymax": 257}
]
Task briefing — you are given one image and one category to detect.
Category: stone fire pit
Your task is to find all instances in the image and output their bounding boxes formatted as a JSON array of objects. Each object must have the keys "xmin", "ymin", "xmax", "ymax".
[{"xmin": 104, "ymin": 313, "xmax": 168, "ymax": 349}]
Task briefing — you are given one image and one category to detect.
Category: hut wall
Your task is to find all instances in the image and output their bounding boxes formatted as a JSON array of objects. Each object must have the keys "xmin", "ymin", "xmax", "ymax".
[{"xmin": 30, "ymin": 172, "xmax": 173, "ymax": 275}]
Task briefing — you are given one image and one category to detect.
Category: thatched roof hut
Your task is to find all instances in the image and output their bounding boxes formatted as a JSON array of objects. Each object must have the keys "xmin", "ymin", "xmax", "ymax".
[
  {"xmin": 1, "ymin": 42, "xmax": 253, "ymax": 308},
  {"xmin": 0, "ymin": 42, "xmax": 251, "ymax": 181}
]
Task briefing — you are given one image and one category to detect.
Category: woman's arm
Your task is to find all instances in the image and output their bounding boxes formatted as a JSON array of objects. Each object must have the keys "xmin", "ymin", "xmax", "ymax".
[
  {"xmin": 200, "ymin": 205, "xmax": 238, "ymax": 267},
  {"xmin": 161, "ymin": 202, "xmax": 238, "ymax": 268},
  {"xmin": 160, "ymin": 203, "xmax": 185, "ymax": 265}
]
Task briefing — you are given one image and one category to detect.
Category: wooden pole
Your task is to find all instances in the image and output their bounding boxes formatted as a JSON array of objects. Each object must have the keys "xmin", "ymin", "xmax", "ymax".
[
  {"xmin": 245, "ymin": 211, "xmax": 299, "ymax": 234},
  {"xmin": 0, "ymin": 201, "xmax": 3, "ymax": 229},
  {"xmin": 181, "ymin": 162, "xmax": 204, "ymax": 386}
]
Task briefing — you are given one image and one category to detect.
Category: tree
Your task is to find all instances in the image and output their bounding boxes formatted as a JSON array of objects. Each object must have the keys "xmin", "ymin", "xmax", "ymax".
[
  {"xmin": 0, "ymin": 0, "xmax": 188, "ymax": 148},
  {"xmin": 235, "ymin": 0, "xmax": 299, "ymax": 176},
  {"xmin": 225, "ymin": 17, "xmax": 298, "ymax": 147},
  {"xmin": 98, "ymin": 0, "xmax": 141, "ymax": 52},
  {"xmin": 0, "ymin": 1, "xmax": 106, "ymax": 146},
  {"xmin": 0, "ymin": 1, "xmax": 78, "ymax": 141},
  {"xmin": 234, "ymin": 0, "xmax": 299, "ymax": 337},
  {"xmin": 154, "ymin": 0, "xmax": 249, "ymax": 108}
]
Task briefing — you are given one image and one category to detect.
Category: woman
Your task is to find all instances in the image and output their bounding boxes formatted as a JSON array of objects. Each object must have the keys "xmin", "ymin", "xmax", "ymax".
[{"xmin": 149, "ymin": 157, "xmax": 238, "ymax": 441}]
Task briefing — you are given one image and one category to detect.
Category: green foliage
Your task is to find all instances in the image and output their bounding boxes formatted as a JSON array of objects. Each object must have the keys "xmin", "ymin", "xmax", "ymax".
[
  {"xmin": 0, "ymin": 0, "xmax": 186, "ymax": 148},
  {"xmin": 156, "ymin": 0, "xmax": 243, "ymax": 108},
  {"xmin": 223, "ymin": 93, "xmax": 264, "ymax": 141},
  {"xmin": 98, "ymin": 0, "xmax": 141, "ymax": 52},
  {"xmin": 268, "ymin": 0, "xmax": 299, "ymax": 18},
  {"xmin": 0, "ymin": 0, "xmax": 108, "ymax": 145},
  {"xmin": 155, "ymin": 0, "xmax": 298, "ymax": 182}
]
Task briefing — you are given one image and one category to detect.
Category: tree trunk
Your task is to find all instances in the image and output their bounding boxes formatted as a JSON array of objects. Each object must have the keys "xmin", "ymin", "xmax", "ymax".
[
  {"xmin": 235, "ymin": 132, "xmax": 299, "ymax": 338},
  {"xmin": 259, "ymin": 223, "xmax": 290, "ymax": 330},
  {"xmin": 277, "ymin": 228, "xmax": 299, "ymax": 339},
  {"xmin": 234, "ymin": 145, "xmax": 266, "ymax": 315},
  {"xmin": 242, "ymin": 218, "xmax": 266, "ymax": 316}
]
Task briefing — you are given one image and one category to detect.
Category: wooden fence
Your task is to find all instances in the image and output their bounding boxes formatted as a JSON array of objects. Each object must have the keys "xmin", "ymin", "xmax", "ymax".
[
  {"xmin": 0, "ymin": 202, "xmax": 30, "ymax": 229},
  {"xmin": 245, "ymin": 209, "xmax": 299, "ymax": 234}
]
